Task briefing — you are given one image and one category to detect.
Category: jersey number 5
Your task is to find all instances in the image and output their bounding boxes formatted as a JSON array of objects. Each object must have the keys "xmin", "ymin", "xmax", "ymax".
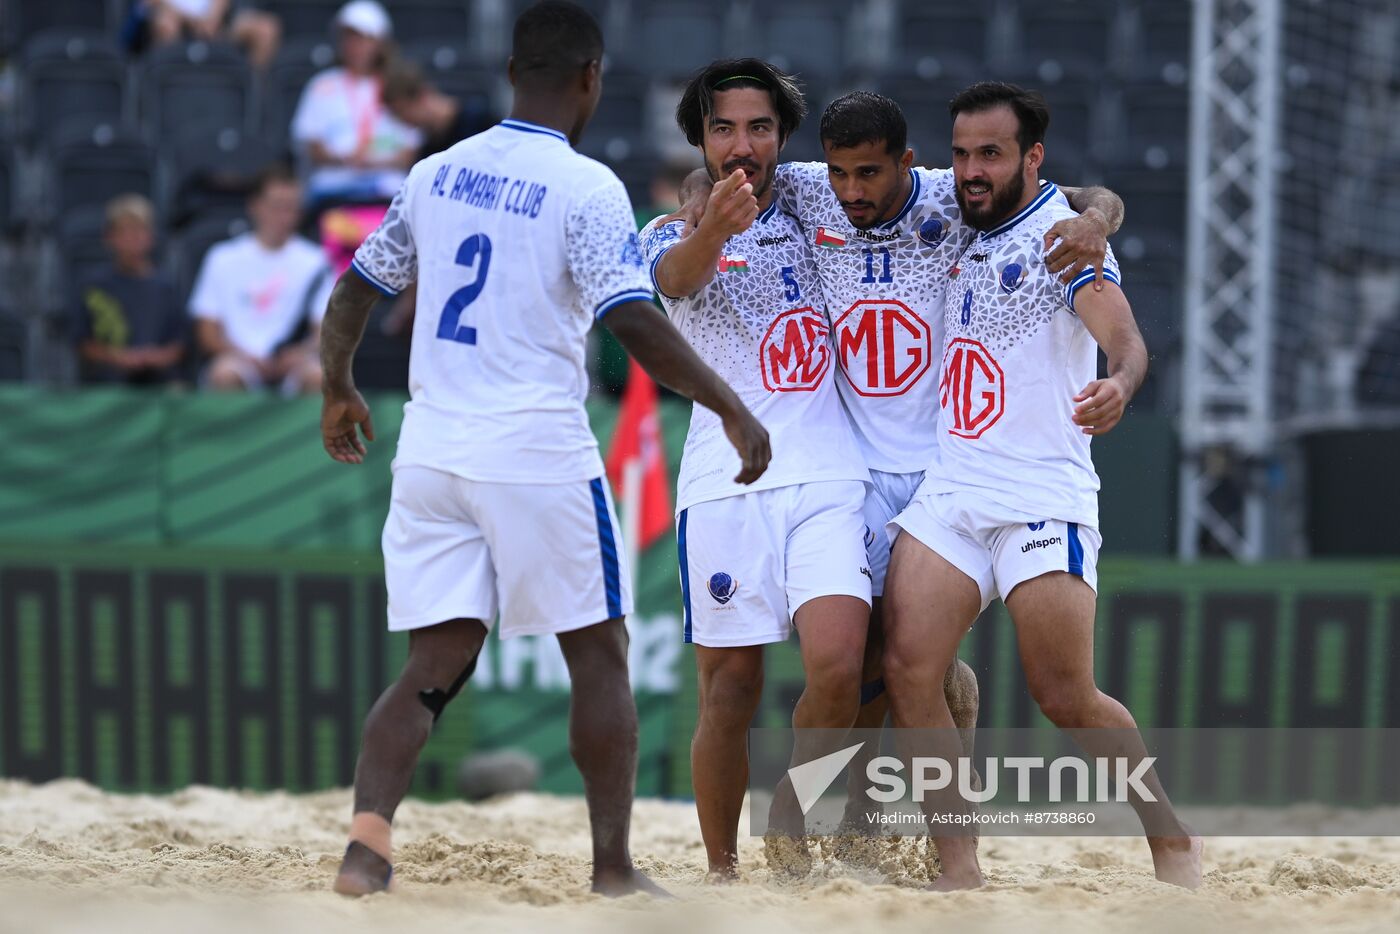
[{"xmin": 437, "ymin": 233, "xmax": 493, "ymax": 344}]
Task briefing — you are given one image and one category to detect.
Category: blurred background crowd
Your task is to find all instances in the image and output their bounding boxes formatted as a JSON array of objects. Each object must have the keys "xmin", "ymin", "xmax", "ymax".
[{"xmin": 0, "ymin": 0, "xmax": 1393, "ymax": 418}]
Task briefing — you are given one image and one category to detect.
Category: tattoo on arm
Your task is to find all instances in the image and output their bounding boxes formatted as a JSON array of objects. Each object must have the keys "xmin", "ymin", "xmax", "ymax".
[
  {"xmin": 1062, "ymin": 185, "xmax": 1125, "ymax": 235},
  {"xmin": 319, "ymin": 272, "xmax": 383, "ymax": 389}
]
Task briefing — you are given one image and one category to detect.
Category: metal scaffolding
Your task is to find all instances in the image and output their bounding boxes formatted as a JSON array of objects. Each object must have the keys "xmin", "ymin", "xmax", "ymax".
[{"xmin": 1177, "ymin": 0, "xmax": 1283, "ymax": 560}]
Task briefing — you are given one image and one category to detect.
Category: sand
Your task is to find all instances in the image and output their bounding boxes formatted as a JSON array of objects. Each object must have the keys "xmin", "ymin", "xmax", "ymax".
[{"xmin": 1, "ymin": 779, "xmax": 1398, "ymax": 934}]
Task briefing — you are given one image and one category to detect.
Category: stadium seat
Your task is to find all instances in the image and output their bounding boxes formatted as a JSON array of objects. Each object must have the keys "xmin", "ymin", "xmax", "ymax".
[
  {"xmin": 1124, "ymin": 2, "xmax": 1193, "ymax": 84},
  {"xmin": 637, "ymin": 1, "xmax": 726, "ymax": 79},
  {"xmin": 754, "ymin": 0, "xmax": 851, "ymax": 85},
  {"xmin": 1103, "ymin": 167, "xmax": 1187, "ymax": 265},
  {"xmin": 1007, "ymin": 0, "xmax": 1120, "ymax": 80},
  {"xmin": 258, "ymin": 0, "xmax": 343, "ymax": 40},
  {"xmin": 262, "ymin": 37, "xmax": 338, "ymax": 151},
  {"xmin": 166, "ymin": 123, "xmax": 281, "ymax": 228},
  {"xmin": 402, "ymin": 41, "xmax": 500, "ymax": 114},
  {"xmin": 1111, "ymin": 84, "xmax": 1190, "ymax": 170},
  {"xmin": 389, "ymin": 0, "xmax": 473, "ymax": 45},
  {"xmin": 1039, "ymin": 81, "xmax": 1103, "ymax": 176},
  {"xmin": 54, "ymin": 205, "xmax": 117, "ymax": 309},
  {"xmin": 577, "ymin": 72, "xmax": 652, "ymax": 166},
  {"xmin": 0, "ymin": 146, "xmax": 15, "ymax": 234},
  {"xmin": 6, "ymin": 0, "xmax": 116, "ymax": 51},
  {"xmin": 47, "ymin": 120, "xmax": 159, "ymax": 226},
  {"xmin": 19, "ymin": 32, "xmax": 132, "ymax": 145},
  {"xmin": 141, "ymin": 41, "xmax": 256, "ymax": 143},
  {"xmin": 871, "ymin": 77, "xmax": 966, "ymax": 162},
  {"xmin": 0, "ymin": 306, "xmax": 25, "ymax": 381},
  {"xmin": 170, "ymin": 213, "xmax": 252, "ymax": 305},
  {"xmin": 892, "ymin": 0, "xmax": 994, "ymax": 81}
]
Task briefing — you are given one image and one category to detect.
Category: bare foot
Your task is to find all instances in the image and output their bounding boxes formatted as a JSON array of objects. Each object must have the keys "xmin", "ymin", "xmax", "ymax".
[
  {"xmin": 1149, "ymin": 831, "xmax": 1203, "ymax": 889},
  {"xmin": 592, "ymin": 867, "xmax": 673, "ymax": 898},
  {"xmin": 930, "ymin": 867, "xmax": 985, "ymax": 891},
  {"xmin": 832, "ymin": 809, "xmax": 884, "ymax": 870},
  {"xmin": 332, "ymin": 841, "xmax": 393, "ymax": 896},
  {"xmin": 763, "ymin": 831, "xmax": 813, "ymax": 882},
  {"xmin": 704, "ymin": 861, "xmax": 740, "ymax": 884}
]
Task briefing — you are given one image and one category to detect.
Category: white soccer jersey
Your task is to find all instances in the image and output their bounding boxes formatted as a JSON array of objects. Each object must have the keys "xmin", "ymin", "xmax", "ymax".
[
  {"xmin": 929, "ymin": 182, "xmax": 1122, "ymax": 528},
  {"xmin": 773, "ymin": 162, "xmax": 975, "ymax": 473},
  {"xmin": 189, "ymin": 232, "xmax": 331, "ymax": 359},
  {"xmin": 639, "ymin": 202, "xmax": 868, "ymax": 512},
  {"xmin": 351, "ymin": 119, "xmax": 653, "ymax": 484}
]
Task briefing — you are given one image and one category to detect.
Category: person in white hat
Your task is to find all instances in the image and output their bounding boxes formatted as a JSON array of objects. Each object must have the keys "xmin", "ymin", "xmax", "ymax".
[{"xmin": 291, "ymin": 0, "xmax": 422, "ymax": 204}]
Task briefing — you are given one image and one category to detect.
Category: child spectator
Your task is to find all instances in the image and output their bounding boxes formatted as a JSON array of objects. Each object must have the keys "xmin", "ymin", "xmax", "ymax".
[{"xmin": 74, "ymin": 195, "xmax": 188, "ymax": 386}]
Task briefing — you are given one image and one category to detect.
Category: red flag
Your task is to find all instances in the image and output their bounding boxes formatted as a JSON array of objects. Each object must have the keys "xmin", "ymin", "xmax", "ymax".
[{"xmin": 606, "ymin": 358, "xmax": 672, "ymax": 549}]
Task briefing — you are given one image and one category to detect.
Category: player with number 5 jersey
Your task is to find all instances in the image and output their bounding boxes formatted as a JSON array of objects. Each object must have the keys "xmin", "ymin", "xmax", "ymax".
[{"xmin": 315, "ymin": 0, "xmax": 770, "ymax": 902}]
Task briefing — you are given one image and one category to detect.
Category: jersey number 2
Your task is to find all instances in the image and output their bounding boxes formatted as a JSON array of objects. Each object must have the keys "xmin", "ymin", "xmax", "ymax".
[{"xmin": 437, "ymin": 233, "xmax": 493, "ymax": 344}]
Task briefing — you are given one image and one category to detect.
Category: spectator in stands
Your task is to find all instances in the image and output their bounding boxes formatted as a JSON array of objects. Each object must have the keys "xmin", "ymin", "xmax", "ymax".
[
  {"xmin": 127, "ymin": 0, "xmax": 282, "ymax": 70},
  {"xmin": 190, "ymin": 166, "xmax": 331, "ymax": 394},
  {"xmin": 291, "ymin": 0, "xmax": 421, "ymax": 205},
  {"xmin": 74, "ymin": 195, "xmax": 187, "ymax": 386},
  {"xmin": 381, "ymin": 58, "xmax": 497, "ymax": 162}
]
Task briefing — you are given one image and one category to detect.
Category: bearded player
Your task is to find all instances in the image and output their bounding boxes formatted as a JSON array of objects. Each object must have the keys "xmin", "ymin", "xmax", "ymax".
[
  {"xmin": 680, "ymin": 90, "xmax": 1125, "ymax": 847},
  {"xmin": 883, "ymin": 81, "xmax": 1201, "ymax": 890}
]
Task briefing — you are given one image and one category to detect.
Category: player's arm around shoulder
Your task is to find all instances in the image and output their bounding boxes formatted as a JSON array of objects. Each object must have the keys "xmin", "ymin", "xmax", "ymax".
[
  {"xmin": 1068, "ymin": 277, "xmax": 1148, "ymax": 437},
  {"xmin": 1046, "ymin": 184, "xmax": 1126, "ymax": 286},
  {"xmin": 650, "ymin": 169, "xmax": 758, "ymax": 299}
]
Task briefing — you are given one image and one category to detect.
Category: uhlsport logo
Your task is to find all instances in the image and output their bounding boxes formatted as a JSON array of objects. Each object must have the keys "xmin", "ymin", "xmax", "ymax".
[
  {"xmin": 1022, "ymin": 535, "xmax": 1064, "ymax": 554},
  {"xmin": 1028, "ymin": 521, "xmax": 1046, "ymax": 531},
  {"xmin": 999, "ymin": 262, "xmax": 1029, "ymax": 294},
  {"xmin": 864, "ymin": 525, "xmax": 876, "ymax": 549},
  {"xmin": 708, "ymin": 572, "xmax": 738, "ymax": 605}
]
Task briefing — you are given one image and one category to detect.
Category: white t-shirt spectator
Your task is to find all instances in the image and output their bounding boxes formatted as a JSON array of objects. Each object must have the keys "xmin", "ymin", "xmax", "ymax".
[
  {"xmin": 189, "ymin": 233, "xmax": 333, "ymax": 359},
  {"xmin": 292, "ymin": 67, "xmax": 422, "ymax": 202}
]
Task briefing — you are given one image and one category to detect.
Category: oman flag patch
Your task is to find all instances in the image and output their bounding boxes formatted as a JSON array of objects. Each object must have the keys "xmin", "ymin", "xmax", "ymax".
[
  {"xmin": 814, "ymin": 227, "xmax": 846, "ymax": 248},
  {"xmin": 717, "ymin": 254, "xmax": 750, "ymax": 273}
]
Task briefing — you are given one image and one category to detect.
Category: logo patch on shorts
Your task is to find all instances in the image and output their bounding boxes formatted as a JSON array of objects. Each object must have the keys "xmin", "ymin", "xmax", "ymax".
[
  {"xmin": 1028, "ymin": 521, "xmax": 1046, "ymax": 531},
  {"xmin": 863, "ymin": 525, "xmax": 876, "ymax": 548},
  {"xmin": 708, "ymin": 572, "xmax": 738, "ymax": 605}
]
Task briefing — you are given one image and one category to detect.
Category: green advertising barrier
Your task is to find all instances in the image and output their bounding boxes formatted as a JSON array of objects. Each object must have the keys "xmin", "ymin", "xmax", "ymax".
[
  {"xmin": 3, "ymin": 541, "xmax": 1397, "ymax": 801},
  {"xmin": 0, "ymin": 542, "xmax": 685, "ymax": 798},
  {"xmin": 3, "ymin": 386, "xmax": 1379, "ymax": 803},
  {"xmin": 667, "ymin": 561, "xmax": 1400, "ymax": 800}
]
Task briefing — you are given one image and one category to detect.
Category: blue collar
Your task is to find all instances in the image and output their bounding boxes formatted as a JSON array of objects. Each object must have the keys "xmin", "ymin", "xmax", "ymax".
[
  {"xmin": 499, "ymin": 119, "xmax": 569, "ymax": 143},
  {"xmin": 877, "ymin": 168, "xmax": 921, "ymax": 230},
  {"xmin": 757, "ymin": 200, "xmax": 778, "ymax": 224},
  {"xmin": 980, "ymin": 182, "xmax": 1059, "ymax": 239}
]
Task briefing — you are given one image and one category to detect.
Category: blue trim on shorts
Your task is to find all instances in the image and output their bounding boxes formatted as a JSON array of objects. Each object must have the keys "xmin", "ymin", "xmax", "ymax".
[
  {"xmin": 678, "ymin": 509, "xmax": 693, "ymax": 643},
  {"xmin": 590, "ymin": 478, "xmax": 623, "ymax": 619},
  {"xmin": 1067, "ymin": 522, "xmax": 1084, "ymax": 577}
]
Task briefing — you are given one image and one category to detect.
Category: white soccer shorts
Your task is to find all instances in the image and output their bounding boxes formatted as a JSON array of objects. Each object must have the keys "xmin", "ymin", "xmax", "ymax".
[
  {"xmin": 382, "ymin": 465, "xmax": 633, "ymax": 636},
  {"xmin": 890, "ymin": 489, "xmax": 1102, "ymax": 612},
  {"xmin": 676, "ymin": 480, "xmax": 872, "ymax": 648},
  {"xmin": 861, "ymin": 469, "xmax": 926, "ymax": 598}
]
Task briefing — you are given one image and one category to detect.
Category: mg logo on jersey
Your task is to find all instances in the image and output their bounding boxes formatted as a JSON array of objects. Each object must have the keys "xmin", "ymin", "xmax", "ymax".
[
  {"xmin": 940, "ymin": 337, "xmax": 1005, "ymax": 439},
  {"xmin": 832, "ymin": 299, "xmax": 931, "ymax": 397},
  {"xmin": 760, "ymin": 307, "xmax": 832, "ymax": 392}
]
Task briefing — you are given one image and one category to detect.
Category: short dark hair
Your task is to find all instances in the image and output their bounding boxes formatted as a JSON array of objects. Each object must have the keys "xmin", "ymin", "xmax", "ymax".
[
  {"xmin": 381, "ymin": 58, "xmax": 428, "ymax": 105},
  {"xmin": 511, "ymin": 1, "xmax": 603, "ymax": 86},
  {"xmin": 948, "ymin": 81, "xmax": 1050, "ymax": 156},
  {"xmin": 252, "ymin": 163, "xmax": 299, "ymax": 198},
  {"xmin": 819, "ymin": 91, "xmax": 907, "ymax": 156},
  {"xmin": 675, "ymin": 58, "xmax": 807, "ymax": 148}
]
